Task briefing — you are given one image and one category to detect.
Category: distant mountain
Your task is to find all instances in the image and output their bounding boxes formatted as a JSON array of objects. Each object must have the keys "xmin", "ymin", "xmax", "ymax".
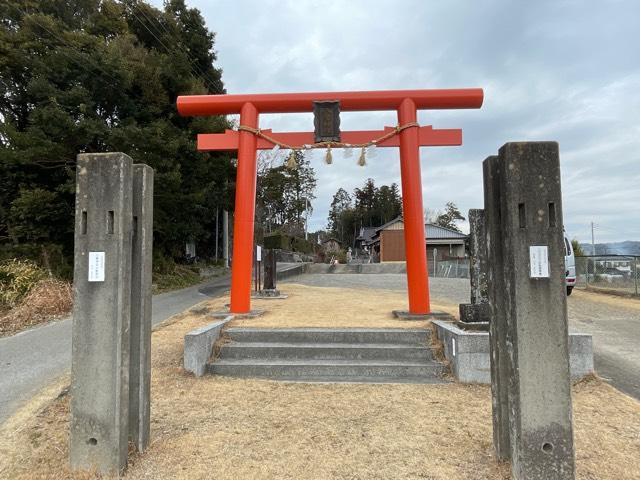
[{"xmin": 579, "ymin": 241, "xmax": 640, "ymax": 256}]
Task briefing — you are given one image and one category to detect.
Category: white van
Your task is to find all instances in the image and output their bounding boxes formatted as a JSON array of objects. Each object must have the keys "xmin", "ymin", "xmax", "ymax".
[{"xmin": 564, "ymin": 235, "xmax": 576, "ymax": 295}]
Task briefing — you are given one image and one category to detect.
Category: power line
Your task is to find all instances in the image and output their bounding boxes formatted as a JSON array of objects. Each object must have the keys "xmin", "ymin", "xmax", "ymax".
[
  {"xmin": 137, "ymin": 1, "xmax": 220, "ymax": 92},
  {"xmin": 122, "ymin": 1, "xmax": 218, "ymax": 92},
  {"xmin": 125, "ymin": 3, "xmax": 212, "ymax": 90},
  {"xmin": 134, "ymin": 2, "xmax": 222, "ymax": 92},
  {"xmin": 13, "ymin": 6, "xmax": 124, "ymax": 88}
]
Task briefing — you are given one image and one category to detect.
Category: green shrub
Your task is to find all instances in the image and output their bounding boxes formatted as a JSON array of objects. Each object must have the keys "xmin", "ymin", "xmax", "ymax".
[
  {"xmin": 0, "ymin": 259, "xmax": 47, "ymax": 308},
  {"xmin": 265, "ymin": 233, "xmax": 314, "ymax": 254},
  {"xmin": 264, "ymin": 233, "xmax": 291, "ymax": 250},
  {"xmin": 152, "ymin": 250, "xmax": 176, "ymax": 275},
  {"xmin": 0, "ymin": 243, "xmax": 72, "ymax": 280},
  {"xmin": 292, "ymin": 237, "xmax": 314, "ymax": 254}
]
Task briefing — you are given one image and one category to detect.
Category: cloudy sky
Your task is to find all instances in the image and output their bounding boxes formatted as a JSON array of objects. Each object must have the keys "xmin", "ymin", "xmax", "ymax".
[{"xmin": 159, "ymin": 0, "xmax": 640, "ymax": 243}]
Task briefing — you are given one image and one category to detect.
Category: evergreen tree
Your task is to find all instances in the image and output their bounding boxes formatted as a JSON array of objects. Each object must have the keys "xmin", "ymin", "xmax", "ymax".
[
  {"xmin": 435, "ymin": 202, "xmax": 465, "ymax": 232},
  {"xmin": 0, "ymin": 0, "xmax": 233, "ymax": 266},
  {"xmin": 327, "ymin": 187, "xmax": 353, "ymax": 243},
  {"xmin": 256, "ymin": 150, "xmax": 316, "ymax": 236}
]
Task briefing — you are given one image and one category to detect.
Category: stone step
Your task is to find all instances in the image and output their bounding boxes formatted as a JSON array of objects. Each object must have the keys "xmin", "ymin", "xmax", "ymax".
[
  {"xmin": 207, "ymin": 359, "xmax": 446, "ymax": 379},
  {"xmin": 223, "ymin": 328, "xmax": 431, "ymax": 345},
  {"xmin": 253, "ymin": 376, "xmax": 445, "ymax": 384},
  {"xmin": 218, "ymin": 342, "xmax": 435, "ymax": 361}
]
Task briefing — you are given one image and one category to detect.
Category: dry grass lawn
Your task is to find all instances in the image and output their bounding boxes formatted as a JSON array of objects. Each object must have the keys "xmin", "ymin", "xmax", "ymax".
[
  {"xmin": 232, "ymin": 282, "xmax": 458, "ymax": 328},
  {"xmin": 1, "ymin": 283, "xmax": 639, "ymax": 479},
  {"xmin": 0, "ymin": 279, "xmax": 73, "ymax": 337}
]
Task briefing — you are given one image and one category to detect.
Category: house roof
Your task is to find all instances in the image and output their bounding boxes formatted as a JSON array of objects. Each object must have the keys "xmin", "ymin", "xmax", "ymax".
[
  {"xmin": 374, "ymin": 216, "xmax": 404, "ymax": 233},
  {"xmin": 374, "ymin": 216, "xmax": 467, "ymax": 238},
  {"xmin": 369, "ymin": 217, "xmax": 468, "ymax": 244},
  {"xmin": 322, "ymin": 237, "xmax": 342, "ymax": 245},
  {"xmin": 425, "ymin": 223, "xmax": 467, "ymax": 240},
  {"xmin": 356, "ymin": 226, "xmax": 378, "ymax": 244}
]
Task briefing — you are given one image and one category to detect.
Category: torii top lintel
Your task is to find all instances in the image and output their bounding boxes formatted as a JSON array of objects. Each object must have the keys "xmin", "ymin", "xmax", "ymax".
[
  {"xmin": 176, "ymin": 88, "xmax": 484, "ymax": 116},
  {"xmin": 177, "ymin": 88, "xmax": 483, "ymax": 151}
]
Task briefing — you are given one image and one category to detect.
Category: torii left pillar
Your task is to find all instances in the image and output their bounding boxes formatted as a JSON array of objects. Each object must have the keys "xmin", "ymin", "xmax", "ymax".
[
  {"xmin": 398, "ymin": 98, "xmax": 429, "ymax": 313},
  {"xmin": 177, "ymin": 88, "xmax": 484, "ymax": 314},
  {"xmin": 231, "ymin": 102, "xmax": 259, "ymax": 312}
]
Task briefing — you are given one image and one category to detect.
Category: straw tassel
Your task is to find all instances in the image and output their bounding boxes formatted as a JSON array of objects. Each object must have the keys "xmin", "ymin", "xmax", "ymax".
[
  {"xmin": 286, "ymin": 150, "xmax": 297, "ymax": 169},
  {"xmin": 358, "ymin": 147, "xmax": 366, "ymax": 166},
  {"xmin": 325, "ymin": 146, "xmax": 333, "ymax": 164}
]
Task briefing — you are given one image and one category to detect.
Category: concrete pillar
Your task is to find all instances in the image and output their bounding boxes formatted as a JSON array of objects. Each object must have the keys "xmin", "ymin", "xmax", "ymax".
[
  {"xmin": 70, "ymin": 153, "xmax": 133, "ymax": 475},
  {"xmin": 129, "ymin": 164, "xmax": 154, "ymax": 452},
  {"xmin": 223, "ymin": 210, "xmax": 229, "ymax": 268},
  {"xmin": 468, "ymin": 209, "xmax": 489, "ymax": 305},
  {"xmin": 263, "ymin": 249, "xmax": 277, "ymax": 290},
  {"xmin": 483, "ymin": 154, "xmax": 511, "ymax": 461},
  {"xmin": 490, "ymin": 142, "xmax": 576, "ymax": 479},
  {"xmin": 459, "ymin": 209, "xmax": 491, "ymax": 323}
]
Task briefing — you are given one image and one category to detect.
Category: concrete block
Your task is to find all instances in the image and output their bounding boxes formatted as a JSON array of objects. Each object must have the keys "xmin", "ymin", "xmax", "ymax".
[
  {"xmin": 459, "ymin": 303, "xmax": 491, "ymax": 323},
  {"xmin": 392, "ymin": 310, "xmax": 454, "ymax": 321},
  {"xmin": 277, "ymin": 263, "xmax": 307, "ymax": 279},
  {"xmin": 360, "ymin": 262, "xmax": 407, "ymax": 274},
  {"xmin": 70, "ymin": 153, "xmax": 133, "ymax": 475},
  {"xmin": 223, "ymin": 327, "xmax": 430, "ymax": 345},
  {"xmin": 434, "ymin": 321, "xmax": 594, "ymax": 384},
  {"xmin": 494, "ymin": 142, "xmax": 575, "ymax": 478},
  {"xmin": 128, "ymin": 164, "xmax": 154, "ymax": 453},
  {"xmin": 251, "ymin": 289, "xmax": 288, "ymax": 299},
  {"xmin": 568, "ymin": 334, "xmax": 594, "ymax": 379},
  {"xmin": 184, "ymin": 317, "xmax": 232, "ymax": 376}
]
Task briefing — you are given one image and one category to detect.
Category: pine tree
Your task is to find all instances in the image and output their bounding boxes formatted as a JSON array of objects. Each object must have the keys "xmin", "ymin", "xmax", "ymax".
[{"xmin": 435, "ymin": 202, "xmax": 465, "ymax": 232}]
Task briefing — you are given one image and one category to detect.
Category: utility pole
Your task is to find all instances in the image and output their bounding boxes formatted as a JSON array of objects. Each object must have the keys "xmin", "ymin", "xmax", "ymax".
[
  {"xmin": 223, "ymin": 210, "xmax": 229, "ymax": 268},
  {"xmin": 304, "ymin": 197, "xmax": 310, "ymax": 240},
  {"xmin": 591, "ymin": 221, "xmax": 596, "ymax": 255},
  {"xmin": 215, "ymin": 207, "xmax": 219, "ymax": 261}
]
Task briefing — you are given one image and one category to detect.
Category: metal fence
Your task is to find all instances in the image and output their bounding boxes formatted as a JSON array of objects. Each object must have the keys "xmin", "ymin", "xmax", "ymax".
[
  {"xmin": 575, "ymin": 255, "xmax": 639, "ymax": 296},
  {"xmin": 429, "ymin": 258, "xmax": 470, "ymax": 278}
]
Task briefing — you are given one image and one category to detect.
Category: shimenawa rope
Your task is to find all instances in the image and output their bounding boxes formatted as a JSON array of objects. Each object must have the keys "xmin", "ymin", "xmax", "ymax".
[{"xmin": 237, "ymin": 122, "xmax": 419, "ymax": 168}]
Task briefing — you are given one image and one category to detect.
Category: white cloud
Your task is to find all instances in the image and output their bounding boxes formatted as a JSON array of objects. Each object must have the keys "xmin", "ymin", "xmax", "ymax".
[{"xmin": 159, "ymin": 0, "xmax": 640, "ymax": 242}]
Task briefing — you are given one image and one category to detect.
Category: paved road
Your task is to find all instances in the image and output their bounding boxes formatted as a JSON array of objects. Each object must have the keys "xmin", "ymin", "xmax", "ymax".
[
  {"xmin": 0, "ymin": 274, "xmax": 231, "ymax": 425},
  {"xmin": 0, "ymin": 263, "xmax": 303, "ymax": 425},
  {"xmin": 291, "ymin": 274, "xmax": 640, "ymax": 400}
]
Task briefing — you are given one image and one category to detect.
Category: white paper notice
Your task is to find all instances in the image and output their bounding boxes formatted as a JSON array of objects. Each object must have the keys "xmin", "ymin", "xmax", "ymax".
[
  {"xmin": 529, "ymin": 246, "xmax": 550, "ymax": 278},
  {"xmin": 88, "ymin": 251, "xmax": 105, "ymax": 282},
  {"xmin": 256, "ymin": 246, "xmax": 262, "ymax": 262}
]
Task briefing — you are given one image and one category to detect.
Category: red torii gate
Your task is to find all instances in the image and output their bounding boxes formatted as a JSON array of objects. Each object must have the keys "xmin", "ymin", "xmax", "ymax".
[{"xmin": 177, "ymin": 88, "xmax": 483, "ymax": 315}]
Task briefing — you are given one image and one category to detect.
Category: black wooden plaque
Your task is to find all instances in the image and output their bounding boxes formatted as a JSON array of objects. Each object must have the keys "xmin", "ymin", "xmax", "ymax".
[{"xmin": 313, "ymin": 100, "xmax": 341, "ymax": 143}]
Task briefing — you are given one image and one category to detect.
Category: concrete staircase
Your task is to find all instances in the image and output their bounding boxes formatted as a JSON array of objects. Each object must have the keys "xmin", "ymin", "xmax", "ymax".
[{"xmin": 207, "ymin": 327, "xmax": 447, "ymax": 383}]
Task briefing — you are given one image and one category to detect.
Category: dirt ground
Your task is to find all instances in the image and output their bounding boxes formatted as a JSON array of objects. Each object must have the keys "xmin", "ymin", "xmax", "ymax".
[
  {"xmin": 1, "ymin": 282, "xmax": 639, "ymax": 480},
  {"xmin": 230, "ymin": 283, "xmax": 458, "ymax": 328}
]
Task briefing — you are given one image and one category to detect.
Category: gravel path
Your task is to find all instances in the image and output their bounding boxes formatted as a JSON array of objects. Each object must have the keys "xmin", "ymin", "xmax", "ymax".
[
  {"xmin": 290, "ymin": 274, "xmax": 470, "ymax": 304},
  {"xmin": 290, "ymin": 273, "xmax": 640, "ymax": 399}
]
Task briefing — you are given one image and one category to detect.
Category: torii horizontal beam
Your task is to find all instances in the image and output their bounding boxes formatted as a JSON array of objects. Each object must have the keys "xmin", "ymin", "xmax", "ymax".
[
  {"xmin": 177, "ymin": 88, "xmax": 483, "ymax": 115},
  {"xmin": 197, "ymin": 126, "xmax": 462, "ymax": 151}
]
